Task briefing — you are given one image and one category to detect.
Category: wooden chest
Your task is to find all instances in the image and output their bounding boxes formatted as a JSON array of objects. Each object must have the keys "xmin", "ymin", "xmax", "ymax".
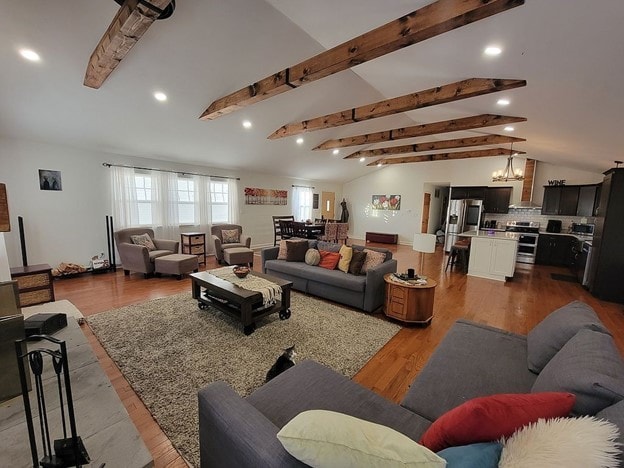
[{"xmin": 10, "ymin": 264, "xmax": 55, "ymax": 307}]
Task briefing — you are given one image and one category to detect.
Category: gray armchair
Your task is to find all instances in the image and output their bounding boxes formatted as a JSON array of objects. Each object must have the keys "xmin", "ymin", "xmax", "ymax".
[
  {"xmin": 210, "ymin": 224, "xmax": 251, "ymax": 264},
  {"xmin": 114, "ymin": 228, "xmax": 179, "ymax": 277}
]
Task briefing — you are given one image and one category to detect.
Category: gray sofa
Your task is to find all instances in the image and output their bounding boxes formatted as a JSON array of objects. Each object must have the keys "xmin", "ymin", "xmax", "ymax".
[
  {"xmin": 261, "ymin": 240, "xmax": 397, "ymax": 313},
  {"xmin": 198, "ymin": 301, "xmax": 624, "ymax": 467}
]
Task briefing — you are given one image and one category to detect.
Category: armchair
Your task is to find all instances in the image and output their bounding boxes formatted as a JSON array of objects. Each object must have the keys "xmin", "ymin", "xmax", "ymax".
[
  {"xmin": 114, "ymin": 228, "xmax": 179, "ymax": 277},
  {"xmin": 210, "ymin": 224, "xmax": 251, "ymax": 264}
]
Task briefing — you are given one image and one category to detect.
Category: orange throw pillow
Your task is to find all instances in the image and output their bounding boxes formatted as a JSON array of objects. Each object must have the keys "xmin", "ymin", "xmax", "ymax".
[{"xmin": 318, "ymin": 250, "xmax": 340, "ymax": 270}]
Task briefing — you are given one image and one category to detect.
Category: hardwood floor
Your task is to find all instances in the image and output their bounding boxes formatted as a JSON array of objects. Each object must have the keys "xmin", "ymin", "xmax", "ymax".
[{"xmin": 52, "ymin": 241, "xmax": 624, "ymax": 467}]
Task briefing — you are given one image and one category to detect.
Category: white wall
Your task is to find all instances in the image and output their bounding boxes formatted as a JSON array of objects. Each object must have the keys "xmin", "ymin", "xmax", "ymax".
[{"xmin": 0, "ymin": 137, "xmax": 341, "ymax": 269}]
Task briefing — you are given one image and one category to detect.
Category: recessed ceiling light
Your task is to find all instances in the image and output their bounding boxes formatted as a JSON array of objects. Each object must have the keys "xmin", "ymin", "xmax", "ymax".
[
  {"xmin": 504, "ymin": 126, "xmax": 515, "ymax": 132},
  {"xmin": 497, "ymin": 98, "xmax": 510, "ymax": 106},
  {"xmin": 19, "ymin": 49, "xmax": 40, "ymax": 62},
  {"xmin": 359, "ymin": 157, "xmax": 366, "ymax": 162},
  {"xmin": 242, "ymin": 120, "xmax": 252, "ymax": 129},
  {"xmin": 332, "ymin": 149, "xmax": 339, "ymax": 155},
  {"xmin": 377, "ymin": 162, "xmax": 383, "ymax": 167},
  {"xmin": 154, "ymin": 92, "xmax": 167, "ymax": 102},
  {"xmin": 484, "ymin": 46, "xmax": 502, "ymax": 56},
  {"xmin": 296, "ymin": 138, "xmax": 304, "ymax": 145}
]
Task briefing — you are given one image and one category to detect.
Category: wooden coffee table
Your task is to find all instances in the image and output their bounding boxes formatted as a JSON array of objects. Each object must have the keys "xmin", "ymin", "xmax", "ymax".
[{"xmin": 190, "ymin": 270, "xmax": 292, "ymax": 335}]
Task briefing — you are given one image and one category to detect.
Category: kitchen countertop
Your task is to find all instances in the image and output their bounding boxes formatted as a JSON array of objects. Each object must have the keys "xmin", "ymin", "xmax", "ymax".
[
  {"xmin": 460, "ymin": 230, "xmax": 520, "ymax": 241},
  {"xmin": 538, "ymin": 231, "xmax": 593, "ymax": 242}
]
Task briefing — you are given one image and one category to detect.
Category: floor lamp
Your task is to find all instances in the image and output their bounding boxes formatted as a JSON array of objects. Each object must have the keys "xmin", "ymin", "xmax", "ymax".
[{"xmin": 413, "ymin": 233, "xmax": 437, "ymax": 277}]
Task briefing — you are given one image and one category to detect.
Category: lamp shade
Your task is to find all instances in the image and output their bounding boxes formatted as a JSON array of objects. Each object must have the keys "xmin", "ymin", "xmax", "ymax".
[{"xmin": 413, "ymin": 233, "xmax": 436, "ymax": 254}]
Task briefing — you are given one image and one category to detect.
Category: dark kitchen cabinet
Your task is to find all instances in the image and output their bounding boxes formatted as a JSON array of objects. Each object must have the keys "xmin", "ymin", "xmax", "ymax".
[
  {"xmin": 483, "ymin": 187, "xmax": 512, "ymax": 214},
  {"xmin": 450, "ymin": 186, "xmax": 486, "ymax": 200},
  {"xmin": 588, "ymin": 169, "xmax": 624, "ymax": 303},
  {"xmin": 541, "ymin": 186, "xmax": 579, "ymax": 215},
  {"xmin": 576, "ymin": 185, "xmax": 598, "ymax": 217},
  {"xmin": 536, "ymin": 234, "xmax": 576, "ymax": 266}
]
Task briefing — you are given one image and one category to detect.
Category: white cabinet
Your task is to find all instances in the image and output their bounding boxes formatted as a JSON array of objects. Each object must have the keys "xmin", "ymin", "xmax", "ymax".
[{"xmin": 468, "ymin": 236, "xmax": 518, "ymax": 281}]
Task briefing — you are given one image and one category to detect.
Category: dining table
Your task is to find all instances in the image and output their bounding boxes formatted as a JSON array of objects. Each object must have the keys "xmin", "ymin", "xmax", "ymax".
[{"xmin": 302, "ymin": 223, "xmax": 325, "ymax": 239}]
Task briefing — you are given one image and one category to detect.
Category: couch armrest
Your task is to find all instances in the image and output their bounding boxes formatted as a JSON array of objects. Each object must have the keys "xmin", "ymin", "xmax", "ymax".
[
  {"xmin": 198, "ymin": 382, "xmax": 304, "ymax": 468},
  {"xmin": 363, "ymin": 259, "xmax": 397, "ymax": 312},
  {"xmin": 261, "ymin": 246, "xmax": 280, "ymax": 272},
  {"xmin": 117, "ymin": 243, "xmax": 151, "ymax": 273},
  {"xmin": 153, "ymin": 238, "xmax": 179, "ymax": 252},
  {"xmin": 241, "ymin": 234, "xmax": 251, "ymax": 248},
  {"xmin": 211, "ymin": 235, "xmax": 223, "ymax": 261}
]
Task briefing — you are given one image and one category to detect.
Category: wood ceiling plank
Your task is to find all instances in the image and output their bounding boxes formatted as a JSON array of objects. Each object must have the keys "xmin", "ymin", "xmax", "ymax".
[
  {"xmin": 315, "ymin": 114, "xmax": 527, "ymax": 150},
  {"xmin": 269, "ymin": 79, "xmax": 526, "ymax": 139},
  {"xmin": 84, "ymin": 0, "xmax": 172, "ymax": 89},
  {"xmin": 200, "ymin": 0, "xmax": 525, "ymax": 120},
  {"xmin": 521, "ymin": 159, "xmax": 536, "ymax": 201},
  {"xmin": 367, "ymin": 147, "xmax": 526, "ymax": 166},
  {"xmin": 345, "ymin": 135, "xmax": 526, "ymax": 159}
]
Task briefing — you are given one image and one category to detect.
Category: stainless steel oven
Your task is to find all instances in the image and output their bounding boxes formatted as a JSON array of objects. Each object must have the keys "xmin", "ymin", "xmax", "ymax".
[{"xmin": 505, "ymin": 221, "xmax": 540, "ymax": 264}]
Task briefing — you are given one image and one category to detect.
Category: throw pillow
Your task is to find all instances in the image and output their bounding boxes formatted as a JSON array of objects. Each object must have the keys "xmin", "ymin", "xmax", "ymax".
[
  {"xmin": 285, "ymin": 240, "xmax": 309, "ymax": 262},
  {"xmin": 277, "ymin": 410, "xmax": 446, "ymax": 468},
  {"xmin": 221, "ymin": 229, "xmax": 240, "ymax": 244},
  {"xmin": 527, "ymin": 300, "xmax": 611, "ymax": 374},
  {"xmin": 499, "ymin": 416, "xmax": 620, "ymax": 468},
  {"xmin": 338, "ymin": 245, "xmax": 353, "ymax": 273},
  {"xmin": 419, "ymin": 392, "xmax": 576, "ymax": 452},
  {"xmin": 130, "ymin": 233, "xmax": 156, "ymax": 251},
  {"xmin": 349, "ymin": 250, "xmax": 367, "ymax": 275},
  {"xmin": 437, "ymin": 442, "xmax": 502, "ymax": 468},
  {"xmin": 317, "ymin": 241, "xmax": 341, "ymax": 253},
  {"xmin": 304, "ymin": 248, "xmax": 321, "ymax": 266},
  {"xmin": 277, "ymin": 240, "xmax": 288, "ymax": 260},
  {"xmin": 361, "ymin": 249, "xmax": 386, "ymax": 273},
  {"xmin": 531, "ymin": 328, "xmax": 624, "ymax": 415},
  {"xmin": 318, "ymin": 250, "xmax": 340, "ymax": 270}
]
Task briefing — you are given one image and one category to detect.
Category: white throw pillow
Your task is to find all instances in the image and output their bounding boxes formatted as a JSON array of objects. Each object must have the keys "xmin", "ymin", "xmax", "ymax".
[
  {"xmin": 499, "ymin": 416, "xmax": 621, "ymax": 468},
  {"xmin": 277, "ymin": 410, "xmax": 445, "ymax": 468}
]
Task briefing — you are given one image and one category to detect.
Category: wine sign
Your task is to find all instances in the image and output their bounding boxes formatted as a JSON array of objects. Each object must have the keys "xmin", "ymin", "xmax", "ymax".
[
  {"xmin": 547, "ymin": 179, "xmax": 567, "ymax": 186},
  {"xmin": 0, "ymin": 183, "xmax": 9, "ymax": 232}
]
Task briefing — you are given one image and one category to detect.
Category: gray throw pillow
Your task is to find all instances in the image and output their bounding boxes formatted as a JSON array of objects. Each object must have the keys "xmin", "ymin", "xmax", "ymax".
[
  {"xmin": 532, "ymin": 328, "xmax": 624, "ymax": 415},
  {"xmin": 316, "ymin": 241, "xmax": 341, "ymax": 253},
  {"xmin": 527, "ymin": 301, "xmax": 611, "ymax": 373}
]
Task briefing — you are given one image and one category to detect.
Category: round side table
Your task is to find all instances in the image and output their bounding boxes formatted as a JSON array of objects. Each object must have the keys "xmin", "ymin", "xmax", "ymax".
[{"xmin": 383, "ymin": 273, "xmax": 437, "ymax": 325}]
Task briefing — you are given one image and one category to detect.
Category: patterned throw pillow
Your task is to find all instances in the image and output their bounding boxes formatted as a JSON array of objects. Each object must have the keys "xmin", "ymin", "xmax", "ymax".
[
  {"xmin": 305, "ymin": 249, "xmax": 321, "ymax": 266},
  {"xmin": 222, "ymin": 229, "xmax": 240, "ymax": 244},
  {"xmin": 361, "ymin": 249, "xmax": 386, "ymax": 273},
  {"xmin": 130, "ymin": 233, "xmax": 156, "ymax": 251},
  {"xmin": 277, "ymin": 240, "xmax": 288, "ymax": 260},
  {"xmin": 338, "ymin": 245, "xmax": 353, "ymax": 273}
]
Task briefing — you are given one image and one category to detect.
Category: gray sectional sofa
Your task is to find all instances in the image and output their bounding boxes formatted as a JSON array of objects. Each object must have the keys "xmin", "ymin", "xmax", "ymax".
[
  {"xmin": 261, "ymin": 240, "xmax": 397, "ymax": 313},
  {"xmin": 198, "ymin": 301, "xmax": 624, "ymax": 467}
]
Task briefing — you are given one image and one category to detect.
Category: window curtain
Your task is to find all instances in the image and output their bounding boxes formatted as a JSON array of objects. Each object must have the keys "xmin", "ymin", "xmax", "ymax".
[
  {"xmin": 152, "ymin": 171, "xmax": 180, "ymax": 240},
  {"xmin": 227, "ymin": 178, "xmax": 240, "ymax": 224},
  {"xmin": 110, "ymin": 166, "xmax": 140, "ymax": 228},
  {"xmin": 292, "ymin": 186, "xmax": 312, "ymax": 221}
]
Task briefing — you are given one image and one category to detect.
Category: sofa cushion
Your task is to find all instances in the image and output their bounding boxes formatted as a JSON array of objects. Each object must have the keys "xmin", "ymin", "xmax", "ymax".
[
  {"xmin": 527, "ymin": 301, "xmax": 611, "ymax": 373},
  {"xmin": 338, "ymin": 245, "xmax": 353, "ymax": 273},
  {"xmin": 286, "ymin": 240, "xmax": 308, "ymax": 262},
  {"xmin": 304, "ymin": 249, "xmax": 320, "ymax": 266},
  {"xmin": 437, "ymin": 442, "xmax": 502, "ymax": 468},
  {"xmin": 318, "ymin": 250, "xmax": 340, "ymax": 270},
  {"xmin": 265, "ymin": 261, "xmax": 366, "ymax": 292},
  {"xmin": 361, "ymin": 249, "xmax": 386, "ymax": 273},
  {"xmin": 317, "ymin": 241, "xmax": 341, "ymax": 253},
  {"xmin": 277, "ymin": 410, "xmax": 445, "ymax": 468},
  {"xmin": 349, "ymin": 250, "xmax": 367, "ymax": 276},
  {"xmin": 221, "ymin": 228, "xmax": 240, "ymax": 244},
  {"xmin": 402, "ymin": 320, "xmax": 538, "ymax": 421},
  {"xmin": 532, "ymin": 328, "xmax": 624, "ymax": 415},
  {"xmin": 148, "ymin": 250, "xmax": 174, "ymax": 262},
  {"xmin": 596, "ymin": 400, "xmax": 624, "ymax": 450},
  {"xmin": 419, "ymin": 392, "xmax": 575, "ymax": 452},
  {"xmin": 278, "ymin": 240, "xmax": 288, "ymax": 260},
  {"xmin": 131, "ymin": 233, "xmax": 156, "ymax": 251}
]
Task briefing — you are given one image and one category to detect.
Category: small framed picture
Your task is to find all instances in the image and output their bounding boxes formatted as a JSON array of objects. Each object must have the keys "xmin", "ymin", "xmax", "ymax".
[{"xmin": 39, "ymin": 169, "xmax": 62, "ymax": 191}]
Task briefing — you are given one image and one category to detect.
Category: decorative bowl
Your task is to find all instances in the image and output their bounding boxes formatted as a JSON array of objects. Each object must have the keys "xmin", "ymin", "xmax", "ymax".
[{"xmin": 233, "ymin": 266, "xmax": 250, "ymax": 278}]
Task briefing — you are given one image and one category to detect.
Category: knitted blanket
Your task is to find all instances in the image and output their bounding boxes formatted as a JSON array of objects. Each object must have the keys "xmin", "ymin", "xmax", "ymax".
[{"xmin": 208, "ymin": 267, "xmax": 282, "ymax": 305}]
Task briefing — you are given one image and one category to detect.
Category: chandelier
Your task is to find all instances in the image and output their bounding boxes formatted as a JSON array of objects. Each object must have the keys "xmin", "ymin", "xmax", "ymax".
[{"xmin": 492, "ymin": 144, "xmax": 524, "ymax": 182}]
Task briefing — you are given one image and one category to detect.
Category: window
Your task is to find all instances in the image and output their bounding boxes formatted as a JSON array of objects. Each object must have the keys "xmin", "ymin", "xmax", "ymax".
[
  {"xmin": 210, "ymin": 180, "xmax": 229, "ymax": 223},
  {"xmin": 177, "ymin": 177, "xmax": 195, "ymax": 224},
  {"xmin": 292, "ymin": 186, "xmax": 313, "ymax": 222},
  {"xmin": 135, "ymin": 173, "xmax": 153, "ymax": 225}
]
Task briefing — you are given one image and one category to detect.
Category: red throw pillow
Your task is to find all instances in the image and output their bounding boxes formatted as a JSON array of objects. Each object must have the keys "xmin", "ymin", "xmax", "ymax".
[
  {"xmin": 419, "ymin": 392, "xmax": 575, "ymax": 452},
  {"xmin": 318, "ymin": 250, "xmax": 340, "ymax": 270}
]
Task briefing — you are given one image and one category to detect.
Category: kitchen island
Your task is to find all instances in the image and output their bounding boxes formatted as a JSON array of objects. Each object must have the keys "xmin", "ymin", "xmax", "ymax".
[{"xmin": 459, "ymin": 230, "xmax": 520, "ymax": 281}]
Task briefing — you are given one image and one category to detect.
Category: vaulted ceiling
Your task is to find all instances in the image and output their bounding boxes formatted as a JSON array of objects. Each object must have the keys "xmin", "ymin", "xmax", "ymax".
[{"xmin": 1, "ymin": 0, "xmax": 622, "ymax": 182}]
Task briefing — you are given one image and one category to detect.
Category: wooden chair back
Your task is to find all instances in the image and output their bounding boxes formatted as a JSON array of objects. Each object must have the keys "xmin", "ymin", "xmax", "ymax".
[
  {"xmin": 272, "ymin": 215, "xmax": 294, "ymax": 245},
  {"xmin": 321, "ymin": 222, "xmax": 337, "ymax": 242},
  {"xmin": 336, "ymin": 223, "xmax": 349, "ymax": 244}
]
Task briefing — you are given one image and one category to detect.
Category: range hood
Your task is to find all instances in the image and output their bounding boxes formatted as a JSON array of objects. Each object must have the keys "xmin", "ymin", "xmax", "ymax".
[
  {"xmin": 508, "ymin": 159, "xmax": 542, "ymax": 209},
  {"xmin": 509, "ymin": 200, "xmax": 542, "ymax": 209}
]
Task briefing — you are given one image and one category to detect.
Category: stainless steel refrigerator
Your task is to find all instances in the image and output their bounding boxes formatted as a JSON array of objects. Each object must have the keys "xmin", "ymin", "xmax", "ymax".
[{"xmin": 444, "ymin": 199, "xmax": 483, "ymax": 252}]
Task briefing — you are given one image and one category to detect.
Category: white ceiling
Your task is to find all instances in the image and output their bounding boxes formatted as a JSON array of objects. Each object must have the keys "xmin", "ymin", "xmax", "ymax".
[{"xmin": 1, "ymin": 0, "xmax": 623, "ymax": 182}]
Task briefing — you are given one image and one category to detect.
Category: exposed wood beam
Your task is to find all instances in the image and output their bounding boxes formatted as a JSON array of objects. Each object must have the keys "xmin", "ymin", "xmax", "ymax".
[
  {"xmin": 345, "ymin": 135, "xmax": 525, "ymax": 159},
  {"xmin": 521, "ymin": 159, "xmax": 536, "ymax": 201},
  {"xmin": 84, "ymin": 0, "xmax": 172, "ymax": 89},
  {"xmin": 269, "ymin": 79, "xmax": 526, "ymax": 139},
  {"xmin": 367, "ymin": 147, "xmax": 526, "ymax": 166},
  {"xmin": 200, "ymin": 0, "xmax": 525, "ymax": 120},
  {"xmin": 315, "ymin": 114, "xmax": 527, "ymax": 150}
]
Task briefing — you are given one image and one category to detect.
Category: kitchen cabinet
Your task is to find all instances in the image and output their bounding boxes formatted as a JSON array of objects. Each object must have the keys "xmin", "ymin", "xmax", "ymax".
[
  {"xmin": 536, "ymin": 234, "xmax": 575, "ymax": 266},
  {"xmin": 541, "ymin": 186, "xmax": 580, "ymax": 215},
  {"xmin": 483, "ymin": 187, "xmax": 512, "ymax": 214},
  {"xmin": 576, "ymin": 185, "xmax": 598, "ymax": 217},
  {"xmin": 467, "ymin": 236, "xmax": 518, "ymax": 281},
  {"xmin": 450, "ymin": 186, "xmax": 486, "ymax": 200}
]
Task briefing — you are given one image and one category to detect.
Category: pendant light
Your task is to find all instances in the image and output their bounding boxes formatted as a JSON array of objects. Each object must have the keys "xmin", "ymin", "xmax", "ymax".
[{"xmin": 492, "ymin": 143, "xmax": 524, "ymax": 182}]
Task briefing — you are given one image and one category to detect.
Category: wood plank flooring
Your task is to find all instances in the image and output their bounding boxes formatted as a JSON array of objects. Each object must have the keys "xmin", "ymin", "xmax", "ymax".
[{"xmin": 52, "ymin": 241, "xmax": 624, "ymax": 467}]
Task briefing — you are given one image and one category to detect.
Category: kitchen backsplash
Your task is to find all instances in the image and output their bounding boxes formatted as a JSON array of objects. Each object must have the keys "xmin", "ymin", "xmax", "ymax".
[{"xmin": 485, "ymin": 208, "xmax": 595, "ymax": 233}]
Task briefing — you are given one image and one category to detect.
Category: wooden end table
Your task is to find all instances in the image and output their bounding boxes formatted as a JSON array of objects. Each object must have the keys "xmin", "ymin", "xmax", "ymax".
[{"xmin": 383, "ymin": 273, "xmax": 437, "ymax": 325}]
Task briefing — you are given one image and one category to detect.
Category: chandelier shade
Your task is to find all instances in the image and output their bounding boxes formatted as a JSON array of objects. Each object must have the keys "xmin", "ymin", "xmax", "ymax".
[{"xmin": 492, "ymin": 144, "xmax": 524, "ymax": 182}]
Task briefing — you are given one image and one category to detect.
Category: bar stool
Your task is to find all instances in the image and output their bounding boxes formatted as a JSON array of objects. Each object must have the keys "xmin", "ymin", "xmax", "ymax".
[{"xmin": 445, "ymin": 240, "xmax": 470, "ymax": 273}]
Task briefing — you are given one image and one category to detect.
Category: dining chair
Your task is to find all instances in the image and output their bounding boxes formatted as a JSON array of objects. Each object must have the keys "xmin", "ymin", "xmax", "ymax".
[
  {"xmin": 292, "ymin": 221, "xmax": 308, "ymax": 239},
  {"xmin": 319, "ymin": 222, "xmax": 337, "ymax": 242},
  {"xmin": 278, "ymin": 220, "xmax": 294, "ymax": 241},
  {"xmin": 335, "ymin": 223, "xmax": 348, "ymax": 244},
  {"xmin": 273, "ymin": 215, "xmax": 294, "ymax": 245}
]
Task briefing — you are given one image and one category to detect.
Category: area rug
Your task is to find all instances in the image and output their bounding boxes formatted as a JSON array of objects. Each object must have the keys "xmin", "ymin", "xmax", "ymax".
[{"xmin": 87, "ymin": 292, "xmax": 400, "ymax": 467}]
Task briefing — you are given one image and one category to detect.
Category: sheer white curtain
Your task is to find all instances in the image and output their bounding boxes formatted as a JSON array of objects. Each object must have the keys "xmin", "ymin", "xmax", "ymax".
[
  {"xmin": 110, "ymin": 166, "xmax": 140, "ymax": 228},
  {"xmin": 291, "ymin": 186, "xmax": 312, "ymax": 221},
  {"xmin": 152, "ymin": 171, "xmax": 180, "ymax": 239},
  {"xmin": 227, "ymin": 178, "xmax": 240, "ymax": 224}
]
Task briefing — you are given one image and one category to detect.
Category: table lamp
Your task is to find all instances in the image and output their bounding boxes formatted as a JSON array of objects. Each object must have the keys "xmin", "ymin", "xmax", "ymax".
[{"xmin": 413, "ymin": 233, "xmax": 436, "ymax": 276}]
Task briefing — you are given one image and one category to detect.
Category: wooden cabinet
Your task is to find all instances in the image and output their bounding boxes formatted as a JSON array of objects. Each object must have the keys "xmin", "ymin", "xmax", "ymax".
[
  {"xmin": 181, "ymin": 232, "xmax": 206, "ymax": 265},
  {"xmin": 450, "ymin": 186, "xmax": 486, "ymax": 200},
  {"xmin": 10, "ymin": 264, "xmax": 55, "ymax": 307},
  {"xmin": 467, "ymin": 236, "xmax": 517, "ymax": 281},
  {"xmin": 483, "ymin": 187, "xmax": 512, "ymax": 213},
  {"xmin": 576, "ymin": 185, "xmax": 597, "ymax": 217},
  {"xmin": 536, "ymin": 234, "xmax": 575, "ymax": 266},
  {"xmin": 541, "ymin": 185, "xmax": 586, "ymax": 215},
  {"xmin": 383, "ymin": 274, "xmax": 437, "ymax": 325}
]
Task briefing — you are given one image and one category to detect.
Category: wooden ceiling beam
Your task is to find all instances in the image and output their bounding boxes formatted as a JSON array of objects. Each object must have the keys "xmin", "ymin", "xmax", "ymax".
[
  {"xmin": 345, "ymin": 135, "xmax": 525, "ymax": 159},
  {"xmin": 269, "ymin": 78, "xmax": 526, "ymax": 139},
  {"xmin": 315, "ymin": 114, "xmax": 527, "ymax": 150},
  {"xmin": 200, "ymin": 0, "xmax": 525, "ymax": 120},
  {"xmin": 367, "ymin": 147, "xmax": 526, "ymax": 166},
  {"xmin": 84, "ymin": 0, "xmax": 172, "ymax": 89}
]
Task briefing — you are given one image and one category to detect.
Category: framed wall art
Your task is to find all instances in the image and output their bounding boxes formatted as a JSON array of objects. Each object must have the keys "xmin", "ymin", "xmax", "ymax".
[
  {"xmin": 38, "ymin": 169, "xmax": 62, "ymax": 191},
  {"xmin": 371, "ymin": 194, "xmax": 401, "ymax": 210},
  {"xmin": 244, "ymin": 187, "xmax": 287, "ymax": 205}
]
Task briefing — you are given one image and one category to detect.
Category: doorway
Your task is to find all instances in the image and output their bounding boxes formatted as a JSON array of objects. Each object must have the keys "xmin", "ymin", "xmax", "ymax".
[{"xmin": 321, "ymin": 192, "xmax": 335, "ymax": 219}]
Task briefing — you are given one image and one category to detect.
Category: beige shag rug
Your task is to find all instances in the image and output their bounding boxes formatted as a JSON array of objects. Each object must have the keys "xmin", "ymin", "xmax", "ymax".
[{"xmin": 88, "ymin": 291, "xmax": 400, "ymax": 467}]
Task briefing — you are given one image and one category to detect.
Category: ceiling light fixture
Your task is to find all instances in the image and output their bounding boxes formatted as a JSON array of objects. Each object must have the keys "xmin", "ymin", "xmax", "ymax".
[
  {"xmin": 484, "ymin": 46, "xmax": 502, "ymax": 56},
  {"xmin": 296, "ymin": 138, "xmax": 304, "ymax": 145},
  {"xmin": 504, "ymin": 126, "xmax": 515, "ymax": 132},
  {"xmin": 497, "ymin": 98, "xmax": 510, "ymax": 106},
  {"xmin": 332, "ymin": 149, "xmax": 339, "ymax": 155},
  {"xmin": 154, "ymin": 92, "xmax": 167, "ymax": 102},
  {"xmin": 492, "ymin": 143, "xmax": 524, "ymax": 182},
  {"xmin": 359, "ymin": 157, "xmax": 366, "ymax": 162},
  {"xmin": 19, "ymin": 49, "xmax": 40, "ymax": 62},
  {"xmin": 242, "ymin": 120, "xmax": 252, "ymax": 129},
  {"xmin": 377, "ymin": 162, "xmax": 383, "ymax": 167}
]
